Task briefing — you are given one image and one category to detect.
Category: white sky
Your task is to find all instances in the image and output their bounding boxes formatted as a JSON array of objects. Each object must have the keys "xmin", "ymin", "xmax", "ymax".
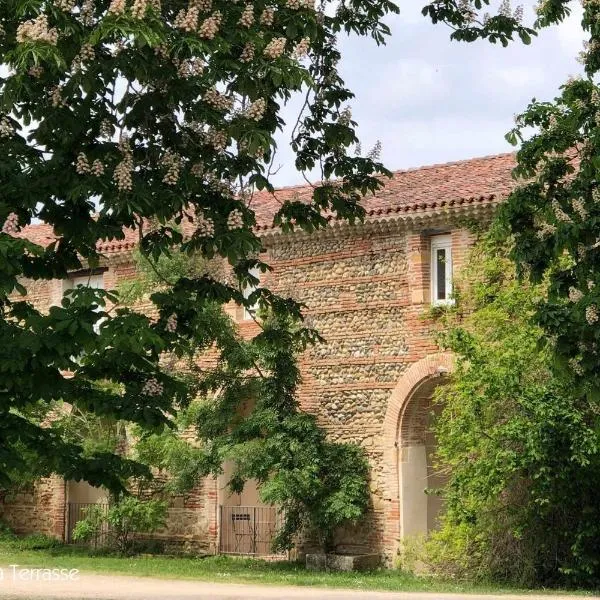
[{"xmin": 271, "ymin": 1, "xmax": 587, "ymax": 186}]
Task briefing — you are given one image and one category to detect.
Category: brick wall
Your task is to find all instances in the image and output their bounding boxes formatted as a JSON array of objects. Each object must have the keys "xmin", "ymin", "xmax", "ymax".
[{"xmin": 0, "ymin": 218, "xmax": 475, "ymax": 559}]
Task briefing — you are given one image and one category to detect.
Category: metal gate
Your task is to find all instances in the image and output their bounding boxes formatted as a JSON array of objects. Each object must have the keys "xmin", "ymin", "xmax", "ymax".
[
  {"xmin": 66, "ymin": 502, "xmax": 109, "ymax": 546},
  {"xmin": 219, "ymin": 505, "xmax": 284, "ymax": 556}
]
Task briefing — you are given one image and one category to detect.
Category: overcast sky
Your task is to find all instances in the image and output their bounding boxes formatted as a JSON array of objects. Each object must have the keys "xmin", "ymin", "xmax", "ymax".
[{"xmin": 271, "ymin": 1, "xmax": 587, "ymax": 186}]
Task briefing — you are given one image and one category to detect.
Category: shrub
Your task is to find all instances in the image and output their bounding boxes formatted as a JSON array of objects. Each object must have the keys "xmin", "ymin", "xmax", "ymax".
[{"xmin": 73, "ymin": 497, "xmax": 167, "ymax": 554}]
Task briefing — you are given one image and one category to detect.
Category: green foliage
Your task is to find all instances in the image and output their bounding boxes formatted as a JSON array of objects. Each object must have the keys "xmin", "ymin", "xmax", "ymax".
[
  {"xmin": 498, "ymin": 0, "xmax": 600, "ymax": 394},
  {"xmin": 73, "ymin": 497, "xmax": 167, "ymax": 554},
  {"xmin": 425, "ymin": 235, "xmax": 600, "ymax": 586}
]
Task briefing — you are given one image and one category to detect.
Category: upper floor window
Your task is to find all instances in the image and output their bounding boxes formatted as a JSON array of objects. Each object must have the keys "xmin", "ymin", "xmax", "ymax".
[
  {"xmin": 64, "ymin": 273, "xmax": 104, "ymax": 295},
  {"xmin": 430, "ymin": 235, "xmax": 453, "ymax": 305},
  {"xmin": 64, "ymin": 272, "xmax": 105, "ymax": 333},
  {"xmin": 243, "ymin": 266, "xmax": 260, "ymax": 320}
]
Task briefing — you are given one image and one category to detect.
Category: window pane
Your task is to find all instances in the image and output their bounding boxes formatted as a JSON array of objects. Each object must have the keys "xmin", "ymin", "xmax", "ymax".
[{"xmin": 436, "ymin": 248, "xmax": 446, "ymax": 300}]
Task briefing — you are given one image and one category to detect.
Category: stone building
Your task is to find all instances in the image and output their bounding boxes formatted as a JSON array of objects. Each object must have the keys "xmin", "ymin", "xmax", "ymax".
[{"xmin": 0, "ymin": 153, "xmax": 516, "ymax": 560}]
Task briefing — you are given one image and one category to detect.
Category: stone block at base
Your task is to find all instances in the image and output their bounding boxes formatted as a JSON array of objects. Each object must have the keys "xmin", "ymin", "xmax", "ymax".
[{"xmin": 306, "ymin": 553, "xmax": 380, "ymax": 572}]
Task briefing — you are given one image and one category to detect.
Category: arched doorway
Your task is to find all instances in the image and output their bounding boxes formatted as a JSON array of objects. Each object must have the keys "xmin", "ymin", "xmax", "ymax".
[
  {"xmin": 381, "ymin": 354, "xmax": 453, "ymax": 554},
  {"xmin": 398, "ymin": 376, "xmax": 446, "ymax": 538}
]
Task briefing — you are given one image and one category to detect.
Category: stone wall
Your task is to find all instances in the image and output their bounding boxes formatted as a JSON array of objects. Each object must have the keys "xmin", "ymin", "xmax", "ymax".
[
  {"xmin": 0, "ymin": 218, "xmax": 475, "ymax": 560},
  {"xmin": 0, "ymin": 476, "xmax": 66, "ymax": 539},
  {"xmin": 262, "ymin": 222, "xmax": 473, "ymax": 557}
]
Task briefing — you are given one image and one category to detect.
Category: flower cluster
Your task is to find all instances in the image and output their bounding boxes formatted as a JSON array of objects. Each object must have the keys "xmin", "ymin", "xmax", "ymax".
[
  {"xmin": 204, "ymin": 88, "xmax": 234, "ymax": 111},
  {"xmin": 2, "ymin": 212, "xmax": 19, "ymax": 235},
  {"xmin": 244, "ymin": 98, "xmax": 266, "ymax": 121},
  {"xmin": 72, "ymin": 43, "xmax": 96, "ymax": 72},
  {"xmin": 100, "ymin": 119, "xmax": 113, "ymax": 138},
  {"xmin": 165, "ymin": 313, "xmax": 178, "ymax": 333},
  {"xmin": 91, "ymin": 159, "xmax": 105, "ymax": 176},
  {"xmin": 81, "ymin": 0, "xmax": 95, "ymax": 25},
  {"xmin": 568, "ymin": 357, "xmax": 584, "ymax": 376},
  {"xmin": 76, "ymin": 152, "xmax": 90, "ymax": 174},
  {"xmin": 174, "ymin": 5, "xmax": 199, "ymax": 30},
  {"xmin": 263, "ymin": 37, "xmax": 286, "ymax": 59},
  {"xmin": 238, "ymin": 4, "xmax": 254, "ymax": 26},
  {"xmin": 108, "ymin": 0, "xmax": 126, "ymax": 14},
  {"xmin": 227, "ymin": 208, "xmax": 244, "ymax": 229},
  {"xmin": 114, "ymin": 137, "xmax": 134, "ymax": 192},
  {"xmin": 131, "ymin": 0, "xmax": 148, "ymax": 18},
  {"xmin": 16, "ymin": 15, "xmax": 58, "ymax": 45},
  {"xmin": 205, "ymin": 128, "xmax": 228, "ymax": 151},
  {"xmin": 50, "ymin": 86, "xmax": 66, "ymax": 108},
  {"xmin": 0, "ymin": 117, "xmax": 13, "ymax": 138},
  {"xmin": 569, "ymin": 287, "xmax": 584, "ymax": 303},
  {"xmin": 240, "ymin": 42, "xmax": 255, "ymax": 62},
  {"xmin": 196, "ymin": 211, "xmax": 215, "ymax": 237},
  {"xmin": 161, "ymin": 150, "xmax": 181, "ymax": 185},
  {"xmin": 141, "ymin": 377, "xmax": 164, "ymax": 397},
  {"xmin": 176, "ymin": 57, "xmax": 204, "ymax": 79},
  {"xmin": 260, "ymin": 7, "xmax": 275, "ymax": 25},
  {"xmin": 293, "ymin": 37, "xmax": 310, "ymax": 58},
  {"xmin": 536, "ymin": 221, "xmax": 557, "ymax": 239},
  {"xmin": 28, "ymin": 65, "xmax": 44, "ymax": 78},
  {"xmin": 286, "ymin": 0, "xmax": 313, "ymax": 9},
  {"xmin": 54, "ymin": 0, "xmax": 77, "ymax": 10},
  {"xmin": 551, "ymin": 199, "xmax": 572, "ymax": 223},
  {"xmin": 199, "ymin": 11, "xmax": 222, "ymax": 39},
  {"xmin": 191, "ymin": 162, "xmax": 204, "ymax": 177},
  {"xmin": 572, "ymin": 197, "xmax": 588, "ymax": 220},
  {"xmin": 338, "ymin": 106, "xmax": 352, "ymax": 126},
  {"xmin": 586, "ymin": 304, "xmax": 599, "ymax": 325}
]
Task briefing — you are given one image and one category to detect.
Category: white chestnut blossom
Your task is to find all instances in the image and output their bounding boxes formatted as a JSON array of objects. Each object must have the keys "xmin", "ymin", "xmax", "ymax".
[
  {"xmin": 244, "ymin": 98, "xmax": 266, "ymax": 121},
  {"xmin": 91, "ymin": 159, "xmax": 105, "ymax": 177},
  {"xmin": 196, "ymin": 212, "xmax": 215, "ymax": 237},
  {"xmin": 165, "ymin": 313, "xmax": 178, "ymax": 333},
  {"xmin": 259, "ymin": 7, "xmax": 275, "ymax": 25},
  {"xmin": 572, "ymin": 197, "xmax": 588, "ymax": 220},
  {"xmin": 114, "ymin": 137, "xmax": 134, "ymax": 192},
  {"xmin": 199, "ymin": 11, "xmax": 222, "ymax": 39},
  {"xmin": 586, "ymin": 304, "xmax": 599, "ymax": 325},
  {"xmin": 263, "ymin": 37, "xmax": 286, "ymax": 59},
  {"xmin": 569, "ymin": 287, "xmax": 584, "ymax": 303},
  {"xmin": 240, "ymin": 42, "xmax": 255, "ymax": 62},
  {"xmin": 205, "ymin": 128, "xmax": 228, "ymax": 151},
  {"xmin": 28, "ymin": 65, "xmax": 44, "ymax": 78},
  {"xmin": 204, "ymin": 88, "xmax": 234, "ymax": 111},
  {"xmin": 0, "ymin": 117, "xmax": 13, "ymax": 138},
  {"xmin": 142, "ymin": 377, "xmax": 164, "ymax": 397},
  {"xmin": 227, "ymin": 208, "xmax": 244, "ymax": 229},
  {"xmin": 551, "ymin": 199, "xmax": 572, "ymax": 223},
  {"xmin": 75, "ymin": 152, "xmax": 90, "ymax": 174},
  {"xmin": 238, "ymin": 4, "xmax": 254, "ymax": 27},
  {"xmin": 54, "ymin": 0, "xmax": 77, "ymax": 10},
  {"xmin": 2, "ymin": 212, "xmax": 19, "ymax": 235},
  {"xmin": 131, "ymin": 0, "xmax": 148, "ymax": 18},
  {"xmin": 108, "ymin": 0, "xmax": 127, "ymax": 14},
  {"xmin": 293, "ymin": 37, "xmax": 310, "ymax": 58},
  {"xmin": 161, "ymin": 150, "xmax": 181, "ymax": 185},
  {"xmin": 16, "ymin": 15, "xmax": 58, "ymax": 45}
]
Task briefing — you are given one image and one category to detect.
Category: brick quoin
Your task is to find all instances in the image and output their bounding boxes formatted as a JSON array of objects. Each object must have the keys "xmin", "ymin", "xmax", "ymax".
[{"xmin": 0, "ymin": 154, "xmax": 515, "ymax": 561}]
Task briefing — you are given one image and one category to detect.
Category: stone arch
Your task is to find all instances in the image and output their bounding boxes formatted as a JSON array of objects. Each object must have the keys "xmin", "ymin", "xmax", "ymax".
[{"xmin": 381, "ymin": 353, "xmax": 454, "ymax": 555}]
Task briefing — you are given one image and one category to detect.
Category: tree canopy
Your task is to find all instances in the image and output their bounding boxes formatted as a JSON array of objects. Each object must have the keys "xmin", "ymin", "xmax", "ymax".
[{"xmin": 0, "ymin": 0, "xmax": 583, "ymax": 546}]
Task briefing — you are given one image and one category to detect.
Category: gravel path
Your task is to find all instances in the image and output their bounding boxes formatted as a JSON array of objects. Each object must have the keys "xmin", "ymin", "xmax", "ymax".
[{"xmin": 0, "ymin": 569, "xmax": 596, "ymax": 600}]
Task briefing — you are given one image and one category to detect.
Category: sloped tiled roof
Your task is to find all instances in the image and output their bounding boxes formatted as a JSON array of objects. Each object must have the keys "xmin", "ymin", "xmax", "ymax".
[{"xmin": 17, "ymin": 153, "xmax": 517, "ymax": 253}]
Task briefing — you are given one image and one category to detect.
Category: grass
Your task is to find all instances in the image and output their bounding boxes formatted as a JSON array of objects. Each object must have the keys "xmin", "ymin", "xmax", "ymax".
[{"xmin": 0, "ymin": 538, "xmax": 596, "ymax": 597}]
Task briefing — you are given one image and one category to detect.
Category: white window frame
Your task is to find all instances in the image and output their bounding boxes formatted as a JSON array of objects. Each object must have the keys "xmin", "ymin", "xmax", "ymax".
[
  {"xmin": 430, "ymin": 235, "xmax": 453, "ymax": 306},
  {"xmin": 64, "ymin": 273, "xmax": 105, "ymax": 332},
  {"xmin": 243, "ymin": 267, "xmax": 260, "ymax": 321}
]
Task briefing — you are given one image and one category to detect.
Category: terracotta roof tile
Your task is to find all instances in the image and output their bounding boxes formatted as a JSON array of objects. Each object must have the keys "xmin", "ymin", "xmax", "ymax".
[{"xmin": 16, "ymin": 153, "xmax": 517, "ymax": 253}]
